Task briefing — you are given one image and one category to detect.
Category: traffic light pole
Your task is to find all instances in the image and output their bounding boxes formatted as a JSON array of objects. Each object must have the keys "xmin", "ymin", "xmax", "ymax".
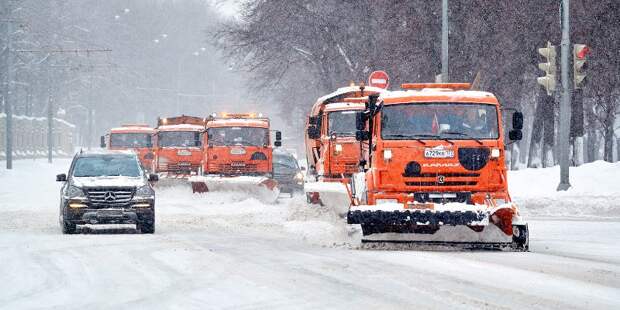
[
  {"xmin": 557, "ymin": 0, "xmax": 571, "ymax": 191},
  {"xmin": 441, "ymin": 0, "xmax": 449, "ymax": 82}
]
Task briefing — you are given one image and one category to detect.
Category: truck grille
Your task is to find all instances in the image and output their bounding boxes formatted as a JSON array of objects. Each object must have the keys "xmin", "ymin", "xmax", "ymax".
[
  {"xmin": 404, "ymin": 173, "xmax": 480, "ymax": 187},
  {"xmin": 86, "ymin": 187, "xmax": 134, "ymax": 205},
  {"xmin": 212, "ymin": 163, "xmax": 258, "ymax": 174},
  {"xmin": 158, "ymin": 162, "xmax": 200, "ymax": 172}
]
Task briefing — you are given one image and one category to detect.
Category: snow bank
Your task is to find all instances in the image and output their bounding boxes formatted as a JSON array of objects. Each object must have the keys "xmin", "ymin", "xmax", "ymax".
[{"xmin": 509, "ymin": 161, "xmax": 620, "ymax": 219}]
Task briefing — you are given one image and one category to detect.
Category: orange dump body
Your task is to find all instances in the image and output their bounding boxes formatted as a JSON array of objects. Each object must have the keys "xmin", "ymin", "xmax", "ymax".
[
  {"xmin": 202, "ymin": 116, "xmax": 273, "ymax": 176},
  {"xmin": 360, "ymin": 88, "xmax": 511, "ymax": 207},
  {"xmin": 154, "ymin": 116, "xmax": 206, "ymax": 176},
  {"xmin": 107, "ymin": 125, "xmax": 156, "ymax": 171},
  {"xmin": 305, "ymin": 85, "xmax": 385, "ymax": 182}
]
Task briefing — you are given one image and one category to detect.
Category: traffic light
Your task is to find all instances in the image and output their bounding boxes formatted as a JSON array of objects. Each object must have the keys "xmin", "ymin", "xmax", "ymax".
[
  {"xmin": 537, "ymin": 41, "xmax": 556, "ymax": 96},
  {"xmin": 573, "ymin": 44, "xmax": 589, "ymax": 89}
]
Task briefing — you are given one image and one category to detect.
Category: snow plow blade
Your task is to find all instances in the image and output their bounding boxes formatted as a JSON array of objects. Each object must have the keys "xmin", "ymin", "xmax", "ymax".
[
  {"xmin": 348, "ymin": 203, "xmax": 529, "ymax": 251},
  {"xmin": 304, "ymin": 181, "xmax": 351, "ymax": 216},
  {"xmin": 153, "ymin": 173, "xmax": 192, "ymax": 187},
  {"xmin": 188, "ymin": 175, "xmax": 280, "ymax": 203}
]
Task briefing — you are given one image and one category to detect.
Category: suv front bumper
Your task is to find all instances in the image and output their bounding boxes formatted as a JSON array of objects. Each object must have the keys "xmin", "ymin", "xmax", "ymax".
[{"xmin": 64, "ymin": 199, "xmax": 154, "ymax": 225}]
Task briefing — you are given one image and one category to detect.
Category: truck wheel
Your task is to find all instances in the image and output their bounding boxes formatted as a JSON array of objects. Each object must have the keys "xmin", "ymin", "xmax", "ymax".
[
  {"xmin": 511, "ymin": 224, "xmax": 529, "ymax": 251},
  {"xmin": 139, "ymin": 221, "xmax": 155, "ymax": 234},
  {"xmin": 62, "ymin": 221, "xmax": 77, "ymax": 234}
]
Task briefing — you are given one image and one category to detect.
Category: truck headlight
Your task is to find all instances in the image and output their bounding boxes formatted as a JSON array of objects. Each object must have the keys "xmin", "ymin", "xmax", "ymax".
[
  {"xmin": 66, "ymin": 185, "xmax": 85, "ymax": 198},
  {"xmin": 491, "ymin": 148, "xmax": 501, "ymax": 158},
  {"xmin": 383, "ymin": 149, "xmax": 393, "ymax": 161},
  {"xmin": 334, "ymin": 144, "xmax": 343, "ymax": 155},
  {"xmin": 135, "ymin": 185, "xmax": 155, "ymax": 198}
]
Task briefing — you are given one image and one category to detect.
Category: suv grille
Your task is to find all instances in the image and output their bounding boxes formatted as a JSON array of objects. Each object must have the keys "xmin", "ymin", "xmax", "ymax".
[{"xmin": 86, "ymin": 187, "xmax": 134, "ymax": 205}]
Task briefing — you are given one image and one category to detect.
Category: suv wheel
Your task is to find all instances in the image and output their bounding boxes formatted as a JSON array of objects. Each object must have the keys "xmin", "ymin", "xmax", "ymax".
[
  {"xmin": 62, "ymin": 221, "xmax": 77, "ymax": 234},
  {"xmin": 139, "ymin": 221, "xmax": 155, "ymax": 234}
]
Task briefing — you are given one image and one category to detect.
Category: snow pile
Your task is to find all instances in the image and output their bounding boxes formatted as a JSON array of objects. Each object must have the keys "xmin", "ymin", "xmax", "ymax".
[{"xmin": 509, "ymin": 160, "xmax": 620, "ymax": 219}]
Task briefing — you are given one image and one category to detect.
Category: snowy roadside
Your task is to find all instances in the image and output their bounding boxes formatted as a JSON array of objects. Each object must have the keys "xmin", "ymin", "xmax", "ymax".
[{"xmin": 510, "ymin": 161, "xmax": 620, "ymax": 219}]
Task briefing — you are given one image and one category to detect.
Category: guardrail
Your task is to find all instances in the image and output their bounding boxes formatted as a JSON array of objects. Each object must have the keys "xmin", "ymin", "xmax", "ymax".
[{"xmin": 0, "ymin": 113, "xmax": 74, "ymax": 160}]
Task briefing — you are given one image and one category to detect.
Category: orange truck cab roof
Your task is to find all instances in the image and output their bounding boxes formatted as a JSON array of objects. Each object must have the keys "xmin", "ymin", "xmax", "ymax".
[
  {"xmin": 110, "ymin": 124, "xmax": 156, "ymax": 134},
  {"xmin": 206, "ymin": 118, "xmax": 270, "ymax": 129},
  {"xmin": 156, "ymin": 124, "xmax": 205, "ymax": 132}
]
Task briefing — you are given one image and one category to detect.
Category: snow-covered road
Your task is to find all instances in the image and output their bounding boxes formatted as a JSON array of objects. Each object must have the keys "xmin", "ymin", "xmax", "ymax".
[{"xmin": 1, "ymin": 159, "xmax": 619, "ymax": 309}]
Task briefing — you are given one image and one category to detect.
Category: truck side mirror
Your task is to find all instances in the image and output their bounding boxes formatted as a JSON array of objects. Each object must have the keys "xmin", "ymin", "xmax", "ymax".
[
  {"xmin": 355, "ymin": 112, "xmax": 367, "ymax": 131},
  {"xmin": 307, "ymin": 126, "xmax": 320, "ymax": 139},
  {"xmin": 100, "ymin": 136, "xmax": 106, "ymax": 148},
  {"xmin": 512, "ymin": 112, "xmax": 524, "ymax": 130},
  {"xmin": 509, "ymin": 129, "xmax": 523, "ymax": 141},
  {"xmin": 146, "ymin": 135, "xmax": 153, "ymax": 148},
  {"xmin": 56, "ymin": 173, "xmax": 67, "ymax": 182},
  {"xmin": 308, "ymin": 116, "xmax": 319, "ymax": 126},
  {"xmin": 274, "ymin": 131, "xmax": 282, "ymax": 147},
  {"xmin": 356, "ymin": 130, "xmax": 370, "ymax": 141}
]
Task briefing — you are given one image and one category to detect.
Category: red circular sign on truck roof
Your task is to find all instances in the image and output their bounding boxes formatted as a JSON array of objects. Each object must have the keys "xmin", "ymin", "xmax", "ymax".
[{"xmin": 368, "ymin": 70, "xmax": 390, "ymax": 89}]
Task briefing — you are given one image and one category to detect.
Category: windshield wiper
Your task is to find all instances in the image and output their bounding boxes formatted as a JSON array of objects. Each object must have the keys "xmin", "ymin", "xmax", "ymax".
[
  {"xmin": 441, "ymin": 131, "xmax": 483, "ymax": 145},
  {"xmin": 384, "ymin": 134, "xmax": 443, "ymax": 145}
]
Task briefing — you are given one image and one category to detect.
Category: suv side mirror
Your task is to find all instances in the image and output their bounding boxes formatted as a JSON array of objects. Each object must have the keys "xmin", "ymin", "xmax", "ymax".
[
  {"xmin": 356, "ymin": 130, "xmax": 370, "ymax": 141},
  {"xmin": 100, "ymin": 136, "xmax": 106, "ymax": 148},
  {"xmin": 56, "ymin": 173, "xmax": 67, "ymax": 182},
  {"xmin": 512, "ymin": 111, "xmax": 524, "ymax": 130},
  {"xmin": 148, "ymin": 174, "xmax": 159, "ymax": 182},
  {"xmin": 355, "ymin": 112, "xmax": 367, "ymax": 131},
  {"xmin": 307, "ymin": 126, "xmax": 320, "ymax": 139},
  {"xmin": 509, "ymin": 129, "xmax": 523, "ymax": 141}
]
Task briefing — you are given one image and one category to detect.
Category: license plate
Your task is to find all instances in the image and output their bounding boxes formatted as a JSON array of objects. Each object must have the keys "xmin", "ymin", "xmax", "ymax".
[
  {"xmin": 98, "ymin": 210, "xmax": 123, "ymax": 217},
  {"xmin": 424, "ymin": 149, "xmax": 454, "ymax": 158},
  {"xmin": 178, "ymin": 162, "xmax": 191, "ymax": 166},
  {"xmin": 177, "ymin": 150, "xmax": 192, "ymax": 156},
  {"xmin": 231, "ymin": 162, "xmax": 246, "ymax": 167}
]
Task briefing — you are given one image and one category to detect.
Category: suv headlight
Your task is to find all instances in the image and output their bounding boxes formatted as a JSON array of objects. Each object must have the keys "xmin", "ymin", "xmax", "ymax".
[
  {"xmin": 294, "ymin": 172, "xmax": 304, "ymax": 182},
  {"xmin": 135, "ymin": 185, "xmax": 155, "ymax": 198},
  {"xmin": 66, "ymin": 185, "xmax": 85, "ymax": 198}
]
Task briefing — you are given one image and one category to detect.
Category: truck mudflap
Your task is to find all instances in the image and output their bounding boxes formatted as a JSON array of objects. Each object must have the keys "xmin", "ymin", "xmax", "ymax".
[
  {"xmin": 188, "ymin": 175, "xmax": 280, "ymax": 204},
  {"xmin": 347, "ymin": 202, "xmax": 529, "ymax": 251}
]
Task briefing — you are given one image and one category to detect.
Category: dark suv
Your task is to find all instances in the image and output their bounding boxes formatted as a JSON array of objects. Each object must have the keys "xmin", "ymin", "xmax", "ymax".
[
  {"xmin": 273, "ymin": 150, "xmax": 304, "ymax": 196},
  {"xmin": 57, "ymin": 150, "xmax": 158, "ymax": 234}
]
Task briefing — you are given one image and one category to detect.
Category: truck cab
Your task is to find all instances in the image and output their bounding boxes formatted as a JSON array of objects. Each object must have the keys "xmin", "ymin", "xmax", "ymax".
[
  {"xmin": 102, "ymin": 124, "xmax": 156, "ymax": 172},
  {"xmin": 348, "ymin": 83, "xmax": 528, "ymax": 250},
  {"xmin": 154, "ymin": 115, "xmax": 205, "ymax": 177},
  {"xmin": 305, "ymin": 85, "xmax": 385, "ymax": 181},
  {"xmin": 202, "ymin": 113, "xmax": 280, "ymax": 177}
]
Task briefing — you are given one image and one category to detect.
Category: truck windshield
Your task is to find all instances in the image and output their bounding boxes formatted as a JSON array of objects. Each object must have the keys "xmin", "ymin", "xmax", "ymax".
[
  {"xmin": 328, "ymin": 110, "xmax": 357, "ymax": 137},
  {"xmin": 110, "ymin": 133, "xmax": 152, "ymax": 148},
  {"xmin": 207, "ymin": 127, "xmax": 268, "ymax": 147},
  {"xmin": 381, "ymin": 103, "xmax": 499, "ymax": 140},
  {"xmin": 158, "ymin": 131, "xmax": 201, "ymax": 147},
  {"xmin": 73, "ymin": 155, "xmax": 141, "ymax": 177}
]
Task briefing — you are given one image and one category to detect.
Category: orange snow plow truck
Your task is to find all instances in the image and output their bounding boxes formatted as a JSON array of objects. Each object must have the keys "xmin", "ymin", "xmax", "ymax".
[
  {"xmin": 347, "ymin": 83, "xmax": 529, "ymax": 250},
  {"xmin": 101, "ymin": 124, "xmax": 156, "ymax": 172},
  {"xmin": 304, "ymin": 84, "xmax": 386, "ymax": 213},
  {"xmin": 154, "ymin": 115, "xmax": 205, "ymax": 182},
  {"xmin": 189, "ymin": 113, "xmax": 282, "ymax": 203}
]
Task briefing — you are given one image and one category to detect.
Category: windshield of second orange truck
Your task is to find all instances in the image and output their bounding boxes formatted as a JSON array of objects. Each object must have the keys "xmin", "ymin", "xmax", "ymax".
[
  {"xmin": 381, "ymin": 102, "xmax": 499, "ymax": 140},
  {"xmin": 328, "ymin": 110, "xmax": 357, "ymax": 137},
  {"xmin": 207, "ymin": 127, "xmax": 268, "ymax": 147}
]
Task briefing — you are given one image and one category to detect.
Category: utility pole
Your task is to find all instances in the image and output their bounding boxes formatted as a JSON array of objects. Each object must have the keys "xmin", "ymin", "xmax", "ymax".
[
  {"xmin": 441, "ymin": 0, "xmax": 449, "ymax": 82},
  {"xmin": 557, "ymin": 0, "xmax": 571, "ymax": 191},
  {"xmin": 3, "ymin": 3, "xmax": 14, "ymax": 169}
]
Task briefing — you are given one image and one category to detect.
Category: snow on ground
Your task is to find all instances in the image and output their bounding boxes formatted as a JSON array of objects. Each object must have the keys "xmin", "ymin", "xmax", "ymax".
[
  {"xmin": 510, "ymin": 160, "xmax": 620, "ymax": 219},
  {"xmin": 0, "ymin": 158, "xmax": 619, "ymax": 309}
]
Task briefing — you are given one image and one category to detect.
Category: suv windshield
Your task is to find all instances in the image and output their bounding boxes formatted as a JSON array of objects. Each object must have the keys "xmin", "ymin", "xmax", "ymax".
[
  {"xmin": 158, "ymin": 131, "xmax": 201, "ymax": 147},
  {"xmin": 110, "ymin": 133, "xmax": 152, "ymax": 148},
  {"xmin": 73, "ymin": 155, "xmax": 141, "ymax": 177},
  {"xmin": 274, "ymin": 154, "xmax": 298, "ymax": 169},
  {"xmin": 328, "ymin": 110, "xmax": 357, "ymax": 137},
  {"xmin": 381, "ymin": 102, "xmax": 499, "ymax": 140},
  {"xmin": 207, "ymin": 127, "xmax": 268, "ymax": 147}
]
